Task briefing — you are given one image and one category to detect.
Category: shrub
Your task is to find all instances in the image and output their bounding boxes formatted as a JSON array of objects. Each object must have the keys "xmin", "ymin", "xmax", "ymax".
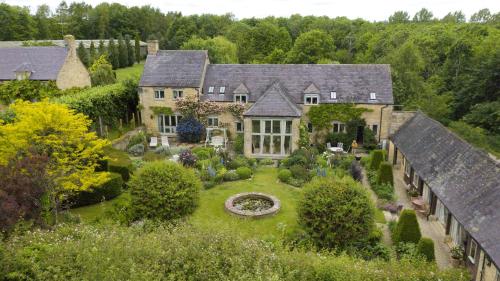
[
  {"xmin": 394, "ymin": 210, "xmax": 421, "ymax": 244},
  {"xmin": 298, "ymin": 177, "xmax": 375, "ymax": 249},
  {"xmin": 192, "ymin": 147, "xmax": 214, "ymax": 160},
  {"xmin": 372, "ymin": 183, "xmax": 394, "ymax": 201},
  {"xmin": 315, "ymin": 156, "xmax": 328, "ymax": 168},
  {"xmin": 109, "ymin": 163, "xmax": 132, "ymax": 182},
  {"xmin": 288, "ymin": 178, "xmax": 305, "ymax": 187},
  {"xmin": 179, "ymin": 150, "xmax": 197, "ymax": 167},
  {"xmin": 143, "ymin": 151, "xmax": 165, "ymax": 162},
  {"xmin": 127, "ymin": 143, "xmax": 145, "ymax": 156},
  {"xmin": 214, "ymin": 167, "xmax": 227, "ymax": 183},
  {"xmin": 223, "ymin": 170, "xmax": 240, "ymax": 181},
  {"xmin": 283, "ymin": 148, "xmax": 315, "ymax": 169},
  {"xmin": 104, "ymin": 146, "xmax": 133, "ymax": 181},
  {"xmin": 369, "ymin": 150, "xmax": 384, "ymax": 171},
  {"xmin": 278, "ymin": 169, "xmax": 292, "ymax": 183},
  {"xmin": 234, "ymin": 134, "xmax": 244, "ymax": 154},
  {"xmin": 290, "ymin": 164, "xmax": 310, "ymax": 181},
  {"xmin": 176, "ymin": 116, "xmax": 204, "ymax": 143},
  {"xmin": 325, "ymin": 132, "xmax": 351, "ymax": 148},
  {"xmin": 417, "ymin": 237, "xmax": 435, "ymax": 262},
  {"xmin": 129, "ymin": 161, "xmax": 201, "ymax": 221},
  {"xmin": 90, "ymin": 55, "xmax": 117, "ymax": 86},
  {"xmin": 259, "ymin": 158, "xmax": 275, "ymax": 166},
  {"xmin": 127, "ymin": 132, "xmax": 146, "ymax": 149},
  {"xmin": 236, "ymin": 167, "xmax": 252, "ymax": 179},
  {"xmin": 70, "ymin": 172, "xmax": 123, "ymax": 208},
  {"xmin": 155, "ymin": 145, "xmax": 171, "ymax": 156},
  {"xmin": 377, "ymin": 162, "xmax": 393, "ymax": 186},
  {"xmin": 362, "ymin": 127, "xmax": 377, "ymax": 150},
  {"xmin": 350, "ymin": 161, "xmax": 363, "ymax": 182},
  {"xmin": 203, "ymin": 181, "xmax": 217, "ymax": 189},
  {"xmin": 226, "ymin": 156, "xmax": 249, "ymax": 170}
]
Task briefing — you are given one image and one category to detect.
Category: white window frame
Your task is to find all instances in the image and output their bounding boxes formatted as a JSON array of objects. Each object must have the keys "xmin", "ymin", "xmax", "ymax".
[
  {"xmin": 304, "ymin": 94, "xmax": 319, "ymax": 105},
  {"xmin": 330, "ymin": 91, "xmax": 337, "ymax": 99},
  {"xmin": 154, "ymin": 88, "xmax": 165, "ymax": 100},
  {"xmin": 251, "ymin": 119, "xmax": 293, "ymax": 156},
  {"xmin": 173, "ymin": 89, "xmax": 183, "ymax": 100},
  {"xmin": 370, "ymin": 92, "xmax": 377, "ymax": 100},
  {"xmin": 207, "ymin": 116, "xmax": 219, "ymax": 128},
  {"xmin": 469, "ymin": 240, "xmax": 477, "ymax": 264},
  {"xmin": 208, "ymin": 86, "xmax": 214, "ymax": 94},
  {"xmin": 234, "ymin": 94, "xmax": 247, "ymax": 103},
  {"xmin": 404, "ymin": 157, "xmax": 411, "ymax": 176},
  {"xmin": 413, "ymin": 172, "xmax": 419, "ymax": 187},
  {"xmin": 235, "ymin": 121, "xmax": 244, "ymax": 133},
  {"xmin": 332, "ymin": 121, "xmax": 345, "ymax": 133},
  {"xmin": 158, "ymin": 114, "xmax": 182, "ymax": 134},
  {"xmin": 219, "ymin": 86, "xmax": 225, "ymax": 94}
]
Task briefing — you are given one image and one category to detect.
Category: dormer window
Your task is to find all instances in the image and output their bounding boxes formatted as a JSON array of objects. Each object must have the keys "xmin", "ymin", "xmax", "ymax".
[
  {"xmin": 15, "ymin": 71, "xmax": 31, "ymax": 80},
  {"xmin": 304, "ymin": 94, "xmax": 319, "ymax": 105},
  {"xmin": 370, "ymin": 92, "xmax": 377, "ymax": 100},
  {"xmin": 219, "ymin": 86, "xmax": 225, "ymax": 94},
  {"xmin": 208, "ymin": 86, "xmax": 214, "ymax": 94},
  {"xmin": 330, "ymin": 91, "xmax": 337, "ymax": 99},
  {"xmin": 234, "ymin": 94, "xmax": 247, "ymax": 103}
]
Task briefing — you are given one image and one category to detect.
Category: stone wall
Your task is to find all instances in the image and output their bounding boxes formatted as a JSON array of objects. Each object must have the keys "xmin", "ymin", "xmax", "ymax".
[
  {"xmin": 56, "ymin": 35, "xmax": 91, "ymax": 89},
  {"xmin": 390, "ymin": 111, "xmax": 417, "ymax": 135}
]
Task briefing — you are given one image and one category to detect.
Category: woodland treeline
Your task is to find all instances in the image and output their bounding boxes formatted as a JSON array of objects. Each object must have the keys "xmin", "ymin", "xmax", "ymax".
[{"xmin": 1, "ymin": 3, "xmax": 499, "ymax": 153}]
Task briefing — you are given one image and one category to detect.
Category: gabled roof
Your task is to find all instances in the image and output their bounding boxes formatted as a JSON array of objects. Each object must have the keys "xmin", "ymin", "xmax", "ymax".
[
  {"xmin": 0, "ymin": 47, "xmax": 68, "ymax": 81},
  {"xmin": 243, "ymin": 81, "xmax": 301, "ymax": 117},
  {"xmin": 201, "ymin": 64, "xmax": 393, "ymax": 104},
  {"xmin": 0, "ymin": 39, "xmax": 147, "ymax": 48},
  {"xmin": 391, "ymin": 112, "xmax": 500, "ymax": 268},
  {"xmin": 233, "ymin": 83, "xmax": 249, "ymax": 94},
  {"xmin": 303, "ymin": 83, "xmax": 320, "ymax": 94},
  {"xmin": 139, "ymin": 50, "xmax": 208, "ymax": 87}
]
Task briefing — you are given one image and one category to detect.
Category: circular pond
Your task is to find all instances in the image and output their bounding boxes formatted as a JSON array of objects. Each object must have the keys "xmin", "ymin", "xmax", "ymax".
[{"xmin": 225, "ymin": 192, "xmax": 280, "ymax": 218}]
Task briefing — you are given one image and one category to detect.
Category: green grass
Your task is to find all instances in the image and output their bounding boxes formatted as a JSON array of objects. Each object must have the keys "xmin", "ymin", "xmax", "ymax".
[
  {"xmin": 190, "ymin": 167, "xmax": 302, "ymax": 239},
  {"xmin": 116, "ymin": 62, "xmax": 144, "ymax": 82},
  {"xmin": 71, "ymin": 192, "xmax": 130, "ymax": 222}
]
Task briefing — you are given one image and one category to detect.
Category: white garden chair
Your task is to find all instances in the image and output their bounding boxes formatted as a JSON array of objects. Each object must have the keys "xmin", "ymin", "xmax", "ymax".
[
  {"xmin": 211, "ymin": 136, "xmax": 225, "ymax": 147},
  {"xmin": 161, "ymin": 135, "xmax": 170, "ymax": 148},
  {"xmin": 337, "ymin": 142, "xmax": 344, "ymax": 150},
  {"xmin": 149, "ymin": 136, "xmax": 158, "ymax": 148}
]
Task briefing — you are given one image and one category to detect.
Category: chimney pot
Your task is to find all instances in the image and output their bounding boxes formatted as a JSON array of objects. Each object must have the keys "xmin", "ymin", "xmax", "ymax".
[
  {"xmin": 63, "ymin": 35, "xmax": 77, "ymax": 56},
  {"xmin": 148, "ymin": 40, "xmax": 159, "ymax": 56}
]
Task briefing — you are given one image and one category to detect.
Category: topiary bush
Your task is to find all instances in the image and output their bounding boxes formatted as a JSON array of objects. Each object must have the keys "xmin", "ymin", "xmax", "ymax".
[
  {"xmin": 278, "ymin": 169, "xmax": 292, "ymax": 183},
  {"xmin": 394, "ymin": 210, "xmax": 421, "ymax": 244},
  {"xmin": 176, "ymin": 116, "xmax": 204, "ymax": 143},
  {"xmin": 372, "ymin": 183, "xmax": 394, "ymax": 201},
  {"xmin": 70, "ymin": 172, "xmax": 123, "ymax": 208},
  {"xmin": 129, "ymin": 161, "xmax": 201, "ymax": 221},
  {"xmin": 377, "ymin": 162, "xmax": 393, "ymax": 186},
  {"xmin": 417, "ymin": 237, "xmax": 435, "ymax": 262},
  {"xmin": 369, "ymin": 150, "xmax": 384, "ymax": 171},
  {"xmin": 179, "ymin": 150, "xmax": 197, "ymax": 167},
  {"xmin": 223, "ymin": 170, "xmax": 240, "ymax": 181},
  {"xmin": 236, "ymin": 166, "xmax": 252, "ymax": 179},
  {"xmin": 298, "ymin": 177, "xmax": 375, "ymax": 249},
  {"xmin": 128, "ymin": 143, "xmax": 145, "ymax": 156}
]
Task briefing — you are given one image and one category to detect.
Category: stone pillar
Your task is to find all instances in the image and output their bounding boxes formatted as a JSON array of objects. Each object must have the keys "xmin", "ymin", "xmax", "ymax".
[
  {"xmin": 243, "ymin": 118, "xmax": 253, "ymax": 157},
  {"xmin": 147, "ymin": 40, "xmax": 159, "ymax": 56}
]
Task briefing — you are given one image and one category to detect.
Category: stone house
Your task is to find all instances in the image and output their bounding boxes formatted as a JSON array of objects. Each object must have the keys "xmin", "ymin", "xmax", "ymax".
[
  {"xmin": 388, "ymin": 112, "xmax": 500, "ymax": 281},
  {"xmin": 139, "ymin": 41, "xmax": 394, "ymax": 158},
  {"xmin": 0, "ymin": 35, "xmax": 91, "ymax": 89}
]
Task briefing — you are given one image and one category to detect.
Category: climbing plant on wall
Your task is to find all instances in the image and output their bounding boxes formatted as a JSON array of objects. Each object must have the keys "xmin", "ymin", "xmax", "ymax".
[
  {"xmin": 307, "ymin": 104, "xmax": 371, "ymax": 130},
  {"xmin": 226, "ymin": 103, "xmax": 246, "ymax": 119}
]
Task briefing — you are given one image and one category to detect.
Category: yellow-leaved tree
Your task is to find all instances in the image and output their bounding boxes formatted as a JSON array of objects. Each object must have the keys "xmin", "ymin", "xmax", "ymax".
[{"xmin": 0, "ymin": 100, "xmax": 109, "ymax": 223}]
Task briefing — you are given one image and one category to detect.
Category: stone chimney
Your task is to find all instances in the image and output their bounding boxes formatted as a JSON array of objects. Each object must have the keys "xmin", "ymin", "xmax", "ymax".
[
  {"xmin": 147, "ymin": 40, "xmax": 159, "ymax": 56},
  {"xmin": 64, "ymin": 35, "xmax": 77, "ymax": 57}
]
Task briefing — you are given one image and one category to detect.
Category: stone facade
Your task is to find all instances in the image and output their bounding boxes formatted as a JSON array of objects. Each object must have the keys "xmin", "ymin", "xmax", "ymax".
[{"xmin": 56, "ymin": 36, "xmax": 91, "ymax": 89}]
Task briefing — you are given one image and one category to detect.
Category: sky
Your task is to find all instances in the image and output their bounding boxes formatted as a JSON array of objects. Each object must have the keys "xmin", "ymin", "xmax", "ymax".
[{"xmin": 2, "ymin": 0, "xmax": 499, "ymax": 21}]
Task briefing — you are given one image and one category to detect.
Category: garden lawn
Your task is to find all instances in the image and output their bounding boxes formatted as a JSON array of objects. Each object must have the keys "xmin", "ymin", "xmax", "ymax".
[
  {"xmin": 116, "ymin": 62, "xmax": 144, "ymax": 81},
  {"xmin": 71, "ymin": 192, "xmax": 130, "ymax": 222},
  {"xmin": 189, "ymin": 167, "xmax": 302, "ymax": 240}
]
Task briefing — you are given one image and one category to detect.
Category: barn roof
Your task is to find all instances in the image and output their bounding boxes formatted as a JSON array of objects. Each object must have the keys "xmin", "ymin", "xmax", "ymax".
[{"xmin": 0, "ymin": 47, "xmax": 67, "ymax": 81}]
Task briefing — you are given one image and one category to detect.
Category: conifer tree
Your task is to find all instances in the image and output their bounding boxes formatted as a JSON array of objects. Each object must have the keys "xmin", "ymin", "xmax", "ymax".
[
  {"xmin": 77, "ymin": 41, "xmax": 89, "ymax": 67},
  {"xmin": 108, "ymin": 38, "xmax": 119, "ymax": 69},
  {"xmin": 125, "ymin": 35, "xmax": 135, "ymax": 66},
  {"xmin": 134, "ymin": 34, "xmax": 141, "ymax": 62},
  {"xmin": 117, "ymin": 35, "xmax": 128, "ymax": 68},
  {"xmin": 98, "ymin": 39, "xmax": 106, "ymax": 57},
  {"xmin": 89, "ymin": 41, "xmax": 97, "ymax": 65}
]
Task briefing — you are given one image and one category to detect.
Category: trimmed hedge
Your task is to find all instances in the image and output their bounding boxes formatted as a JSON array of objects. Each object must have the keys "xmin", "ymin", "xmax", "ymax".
[
  {"xmin": 394, "ymin": 210, "xmax": 421, "ymax": 244},
  {"xmin": 278, "ymin": 169, "xmax": 292, "ymax": 183},
  {"xmin": 71, "ymin": 172, "xmax": 123, "ymax": 208},
  {"xmin": 417, "ymin": 237, "xmax": 436, "ymax": 262},
  {"xmin": 236, "ymin": 167, "xmax": 252, "ymax": 179},
  {"xmin": 377, "ymin": 162, "xmax": 394, "ymax": 185},
  {"xmin": 369, "ymin": 150, "xmax": 384, "ymax": 171},
  {"xmin": 104, "ymin": 146, "xmax": 133, "ymax": 181}
]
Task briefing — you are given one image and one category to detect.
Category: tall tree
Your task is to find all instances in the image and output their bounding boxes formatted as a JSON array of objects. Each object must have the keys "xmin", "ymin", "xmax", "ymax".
[
  {"xmin": 34, "ymin": 5, "xmax": 53, "ymax": 39},
  {"xmin": 117, "ymin": 35, "xmax": 128, "ymax": 68},
  {"xmin": 470, "ymin": 9, "xmax": 492, "ymax": 23},
  {"xmin": 181, "ymin": 36, "xmax": 238, "ymax": 63},
  {"xmin": 77, "ymin": 41, "xmax": 89, "ymax": 67},
  {"xmin": 125, "ymin": 35, "xmax": 135, "ymax": 66},
  {"xmin": 286, "ymin": 29, "xmax": 335, "ymax": 64},
  {"xmin": 134, "ymin": 34, "xmax": 142, "ymax": 62},
  {"xmin": 108, "ymin": 38, "xmax": 119, "ymax": 69},
  {"xmin": 98, "ymin": 39, "xmax": 106, "ymax": 57},
  {"xmin": 442, "ymin": 11, "xmax": 466, "ymax": 23},
  {"xmin": 89, "ymin": 41, "xmax": 97, "ymax": 65},
  {"xmin": 413, "ymin": 8, "xmax": 434, "ymax": 22},
  {"xmin": 389, "ymin": 11, "xmax": 410, "ymax": 24}
]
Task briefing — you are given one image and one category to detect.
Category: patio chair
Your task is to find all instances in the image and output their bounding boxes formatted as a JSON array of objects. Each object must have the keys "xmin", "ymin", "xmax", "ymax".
[
  {"xmin": 161, "ymin": 135, "xmax": 170, "ymax": 148},
  {"xmin": 210, "ymin": 136, "xmax": 225, "ymax": 148},
  {"xmin": 326, "ymin": 142, "xmax": 332, "ymax": 149},
  {"xmin": 337, "ymin": 142, "xmax": 344, "ymax": 149},
  {"xmin": 149, "ymin": 136, "xmax": 158, "ymax": 148}
]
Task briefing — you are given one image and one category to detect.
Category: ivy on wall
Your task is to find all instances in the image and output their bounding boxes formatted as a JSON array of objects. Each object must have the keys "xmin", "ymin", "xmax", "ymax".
[
  {"xmin": 150, "ymin": 106, "xmax": 173, "ymax": 115},
  {"xmin": 307, "ymin": 104, "xmax": 371, "ymax": 130}
]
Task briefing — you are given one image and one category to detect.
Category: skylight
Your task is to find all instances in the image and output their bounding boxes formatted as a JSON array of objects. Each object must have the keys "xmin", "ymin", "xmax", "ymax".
[
  {"xmin": 330, "ymin": 91, "xmax": 337, "ymax": 99},
  {"xmin": 219, "ymin": 86, "xmax": 225, "ymax": 94},
  {"xmin": 370, "ymin": 92, "xmax": 376, "ymax": 100},
  {"xmin": 208, "ymin": 86, "xmax": 214, "ymax": 94}
]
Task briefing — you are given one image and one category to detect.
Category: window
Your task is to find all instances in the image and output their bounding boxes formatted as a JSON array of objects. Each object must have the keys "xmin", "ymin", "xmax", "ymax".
[
  {"xmin": 154, "ymin": 89, "xmax": 165, "ymax": 99},
  {"xmin": 234, "ymin": 94, "xmax": 247, "ymax": 103},
  {"xmin": 413, "ymin": 172, "xmax": 419, "ymax": 187},
  {"xmin": 304, "ymin": 94, "xmax": 319, "ymax": 105},
  {"xmin": 404, "ymin": 157, "xmax": 411, "ymax": 176},
  {"xmin": 219, "ymin": 86, "xmax": 225, "ymax": 94},
  {"xmin": 173, "ymin": 89, "xmax": 183, "ymax": 99},
  {"xmin": 332, "ymin": 121, "xmax": 345, "ymax": 133},
  {"xmin": 208, "ymin": 86, "xmax": 214, "ymax": 94},
  {"xmin": 207, "ymin": 116, "xmax": 219, "ymax": 127},
  {"xmin": 372, "ymin": 124, "xmax": 378, "ymax": 135},
  {"xmin": 235, "ymin": 121, "xmax": 244, "ymax": 132},
  {"xmin": 307, "ymin": 122, "xmax": 313, "ymax": 133},
  {"xmin": 251, "ymin": 119, "xmax": 293, "ymax": 155},
  {"xmin": 158, "ymin": 115, "xmax": 182, "ymax": 134},
  {"xmin": 468, "ymin": 240, "xmax": 477, "ymax": 263},
  {"xmin": 330, "ymin": 91, "xmax": 337, "ymax": 99},
  {"xmin": 370, "ymin": 92, "xmax": 377, "ymax": 100}
]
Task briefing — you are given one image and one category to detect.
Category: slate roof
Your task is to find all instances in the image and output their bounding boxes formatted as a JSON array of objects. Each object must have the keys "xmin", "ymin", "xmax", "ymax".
[
  {"xmin": 0, "ymin": 47, "xmax": 68, "ymax": 81},
  {"xmin": 139, "ymin": 50, "xmax": 208, "ymax": 87},
  {"xmin": 0, "ymin": 39, "xmax": 147, "ymax": 48},
  {"xmin": 244, "ymin": 81, "xmax": 302, "ymax": 117},
  {"xmin": 391, "ymin": 112, "xmax": 500, "ymax": 268},
  {"xmin": 200, "ymin": 64, "xmax": 393, "ymax": 104}
]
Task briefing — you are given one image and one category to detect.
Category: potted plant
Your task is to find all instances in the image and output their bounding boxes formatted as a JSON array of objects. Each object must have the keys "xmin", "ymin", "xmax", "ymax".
[{"xmin": 450, "ymin": 245, "xmax": 465, "ymax": 267}]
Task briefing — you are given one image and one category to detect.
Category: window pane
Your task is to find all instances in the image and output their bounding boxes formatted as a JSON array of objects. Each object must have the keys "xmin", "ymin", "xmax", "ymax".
[
  {"xmin": 171, "ymin": 116, "xmax": 177, "ymax": 126},
  {"xmin": 272, "ymin": 136, "xmax": 281, "ymax": 155},
  {"xmin": 158, "ymin": 116, "xmax": 164, "ymax": 132},
  {"xmin": 263, "ymin": 136, "xmax": 271, "ymax": 154},
  {"xmin": 165, "ymin": 115, "xmax": 171, "ymax": 126},
  {"xmin": 252, "ymin": 120, "xmax": 260, "ymax": 133},
  {"xmin": 273, "ymin": 120, "xmax": 281, "ymax": 134},
  {"xmin": 286, "ymin": 121, "xmax": 292, "ymax": 134},
  {"xmin": 333, "ymin": 123, "xmax": 339, "ymax": 133},
  {"xmin": 252, "ymin": 135, "xmax": 261, "ymax": 154},
  {"xmin": 265, "ymin": 121, "xmax": 272, "ymax": 133},
  {"xmin": 242, "ymin": 95, "xmax": 247, "ymax": 103},
  {"xmin": 284, "ymin": 136, "xmax": 291, "ymax": 155}
]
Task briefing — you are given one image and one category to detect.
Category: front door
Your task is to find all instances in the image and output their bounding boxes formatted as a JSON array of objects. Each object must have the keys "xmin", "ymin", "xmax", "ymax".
[{"xmin": 356, "ymin": 126, "xmax": 364, "ymax": 143}]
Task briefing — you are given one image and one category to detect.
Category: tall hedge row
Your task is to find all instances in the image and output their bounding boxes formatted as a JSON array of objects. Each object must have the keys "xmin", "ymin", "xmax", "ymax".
[
  {"xmin": 377, "ymin": 162, "xmax": 394, "ymax": 185},
  {"xmin": 369, "ymin": 150, "xmax": 384, "ymax": 171},
  {"xmin": 393, "ymin": 210, "xmax": 422, "ymax": 244}
]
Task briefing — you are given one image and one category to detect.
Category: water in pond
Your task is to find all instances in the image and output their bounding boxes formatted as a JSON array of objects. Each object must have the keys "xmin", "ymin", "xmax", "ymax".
[{"xmin": 234, "ymin": 198, "xmax": 273, "ymax": 212}]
